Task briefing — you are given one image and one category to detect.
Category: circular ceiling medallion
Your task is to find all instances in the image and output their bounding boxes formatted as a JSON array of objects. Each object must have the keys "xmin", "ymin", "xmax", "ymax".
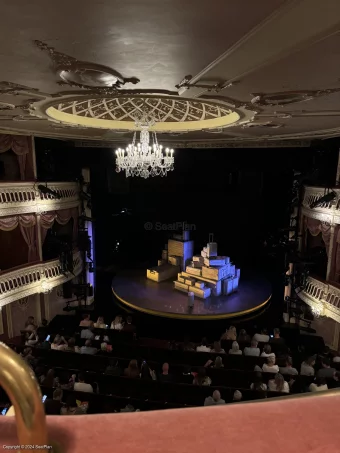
[
  {"xmin": 56, "ymin": 62, "xmax": 123, "ymax": 88},
  {"xmin": 251, "ymin": 91, "xmax": 316, "ymax": 106},
  {"xmin": 41, "ymin": 95, "xmax": 249, "ymax": 132}
]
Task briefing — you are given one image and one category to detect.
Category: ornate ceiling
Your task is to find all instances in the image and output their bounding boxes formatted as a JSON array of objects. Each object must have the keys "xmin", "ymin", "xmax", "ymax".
[{"xmin": 1, "ymin": 0, "xmax": 340, "ymax": 147}]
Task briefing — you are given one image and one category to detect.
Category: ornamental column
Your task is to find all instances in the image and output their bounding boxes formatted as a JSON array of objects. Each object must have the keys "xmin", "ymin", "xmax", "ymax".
[{"xmin": 326, "ymin": 224, "xmax": 336, "ymax": 281}]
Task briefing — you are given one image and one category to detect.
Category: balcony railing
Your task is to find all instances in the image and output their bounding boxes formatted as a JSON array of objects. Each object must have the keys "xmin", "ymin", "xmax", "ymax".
[
  {"xmin": 0, "ymin": 181, "xmax": 80, "ymax": 217},
  {"xmin": 302, "ymin": 186, "xmax": 340, "ymax": 224},
  {"xmin": 298, "ymin": 275, "xmax": 340, "ymax": 323},
  {"xmin": 0, "ymin": 250, "xmax": 83, "ymax": 307}
]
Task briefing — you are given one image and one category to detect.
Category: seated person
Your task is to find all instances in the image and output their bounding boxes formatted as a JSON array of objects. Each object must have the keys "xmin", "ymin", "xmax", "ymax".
[
  {"xmin": 233, "ymin": 390, "xmax": 242, "ymax": 402},
  {"xmin": 268, "ymin": 373, "xmax": 289, "ymax": 393},
  {"xmin": 221, "ymin": 326, "xmax": 237, "ymax": 341},
  {"xmin": 64, "ymin": 337, "xmax": 79, "ymax": 353},
  {"xmin": 261, "ymin": 344, "xmax": 275, "ymax": 358},
  {"xmin": 333, "ymin": 352, "xmax": 340, "ymax": 363},
  {"xmin": 80, "ymin": 339, "xmax": 97, "ymax": 355},
  {"xmin": 279, "ymin": 356, "xmax": 298, "ymax": 375},
  {"xmin": 253, "ymin": 328, "xmax": 270, "ymax": 343},
  {"xmin": 79, "ymin": 314, "xmax": 93, "ymax": 327},
  {"xmin": 328, "ymin": 371, "xmax": 340, "ymax": 389},
  {"xmin": 269, "ymin": 328, "xmax": 286, "ymax": 349},
  {"xmin": 196, "ymin": 337, "xmax": 211, "ymax": 352},
  {"xmin": 204, "ymin": 356, "xmax": 224, "ymax": 369},
  {"xmin": 210, "ymin": 341, "xmax": 225, "ymax": 354},
  {"xmin": 122, "ymin": 316, "xmax": 136, "ymax": 333},
  {"xmin": 20, "ymin": 347, "xmax": 35, "ymax": 367},
  {"xmin": 262, "ymin": 356, "xmax": 279, "ymax": 373},
  {"xmin": 237, "ymin": 329, "xmax": 251, "ymax": 343},
  {"xmin": 124, "ymin": 359, "xmax": 140, "ymax": 378},
  {"xmin": 37, "ymin": 319, "xmax": 49, "ymax": 339},
  {"xmin": 111, "ymin": 315, "xmax": 124, "ymax": 330},
  {"xmin": 94, "ymin": 316, "xmax": 107, "ymax": 329},
  {"xmin": 24, "ymin": 316, "xmax": 37, "ymax": 332},
  {"xmin": 309, "ymin": 377, "xmax": 328, "ymax": 392},
  {"xmin": 317, "ymin": 358, "xmax": 336, "ymax": 379},
  {"xmin": 105, "ymin": 360, "xmax": 122, "ymax": 376},
  {"xmin": 74, "ymin": 372, "xmax": 93, "ymax": 393},
  {"xmin": 25, "ymin": 330, "xmax": 39, "ymax": 346},
  {"xmin": 158, "ymin": 363, "xmax": 173, "ymax": 382},
  {"xmin": 204, "ymin": 390, "xmax": 225, "ymax": 406},
  {"xmin": 60, "ymin": 395, "xmax": 85, "ymax": 415},
  {"xmin": 41, "ymin": 369, "xmax": 57, "ymax": 387},
  {"xmin": 229, "ymin": 341, "xmax": 242, "ymax": 355},
  {"xmin": 192, "ymin": 367, "xmax": 211, "ymax": 386},
  {"xmin": 80, "ymin": 326, "xmax": 94, "ymax": 340},
  {"xmin": 44, "ymin": 388, "xmax": 63, "ymax": 415},
  {"xmin": 300, "ymin": 356, "xmax": 316, "ymax": 376},
  {"xmin": 244, "ymin": 340, "xmax": 260, "ymax": 357},
  {"xmin": 51, "ymin": 334, "xmax": 68, "ymax": 350},
  {"xmin": 250, "ymin": 372, "xmax": 267, "ymax": 391}
]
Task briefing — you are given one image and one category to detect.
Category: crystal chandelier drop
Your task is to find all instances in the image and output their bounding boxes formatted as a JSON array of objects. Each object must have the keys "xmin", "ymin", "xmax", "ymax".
[{"xmin": 115, "ymin": 115, "xmax": 174, "ymax": 179}]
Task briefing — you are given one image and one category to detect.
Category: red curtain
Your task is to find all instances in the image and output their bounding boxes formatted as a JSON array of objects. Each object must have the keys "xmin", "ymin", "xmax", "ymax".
[
  {"xmin": 40, "ymin": 207, "xmax": 79, "ymax": 245},
  {"xmin": 0, "ymin": 214, "xmax": 38, "ymax": 262},
  {"xmin": 0, "ymin": 135, "xmax": 31, "ymax": 180}
]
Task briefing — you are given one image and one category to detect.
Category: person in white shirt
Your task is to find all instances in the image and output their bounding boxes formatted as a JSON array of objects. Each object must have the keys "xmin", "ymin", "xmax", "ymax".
[
  {"xmin": 51, "ymin": 334, "xmax": 67, "ymax": 350},
  {"xmin": 81, "ymin": 327, "xmax": 94, "ymax": 340},
  {"xmin": 250, "ymin": 372, "xmax": 267, "ymax": 391},
  {"xmin": 229, "ymin": 341, "xmax": 242, "ymax": 355},
  {"xmin": 268, "ymin": 373, "xmax": 289, "ymax": 393},
  {"xmin": 260, "ymin": 344, "xmax": 275, "ymax": 358},
  {"xmin": 204, "ymin": 390, "xmax": 226, "ymax": 406},
  {"xmin": 111, "ymin": 315, "xmax": 124, "ymax": 330},
  {"xmin": 94, "ymin": 316, "xmax": 107, "ymax": 329},
  {"xmin": 196, "ymin": 337, "xmax": 211, "ymax": 352},
  {"xmin": 333, "ymin": 353, "xmax": 340, "ymax": 363},
  {"xmin": 253, "ymin": 329, "xmax": 270, "ymax": 343},
  {"xmin": 300, "ymin": 356, "xmax": 315, "ymax": 376},
  {"xmin": 233, "ymin": 390, "xmax": 242, "ymax": 401},
  {"xmin": 244, "ymin": 339, "xmax": 260, "ymax": 357},
  {"xmin": 309, "ymin": 377, "xmax": 328, "ymax": 392},
  {"xmin": 262, "ymin": 356, "xmax": 279, "ymax": 373},
  {"xmin": 25, "ymin": 330, "xmax": 39, "ymax": 346},
  {"xmin": 80, "ymin": 339, "xmax": 97, "ymax": 355},
  {"xmin": 74, "ymin": 372, "xmax": 93, "ymax": 393},
  {"xmin": 279, "ymin": 356, "xmax": 298, "ymax": 375}
]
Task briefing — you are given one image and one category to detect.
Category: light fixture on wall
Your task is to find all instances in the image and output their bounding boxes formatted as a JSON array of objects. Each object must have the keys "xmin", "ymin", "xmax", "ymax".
[
  {"xmin": 115, "ymin": 113, "xmax": 175, "ymax": 179},
  {"xmin": 40, "ymin": 280, "xmax": 52, "ymax": 294}
]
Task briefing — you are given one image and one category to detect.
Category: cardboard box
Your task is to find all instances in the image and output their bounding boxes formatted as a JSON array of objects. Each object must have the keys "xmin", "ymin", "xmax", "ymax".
[
  {"xmin": 202, "ymin": 265, "xmax": 229, "ymax": 281},
  {"xmin": 158, "ymin": 260, "xmax": 165, "ymax": 266},
  {"xmin": 223, "ymin": 278, "xmax": 233, "ymax": 295},
  {"xmin": 204, "ymin": 256, "xmax": 228, "ymax": 267},
  {"xmin": 236, "ymin": 268, "xmax": 241, "ymax": 279},
  {"xmin": 174, "ymin": 281, "xmax": 190, "ymax": 293},
  {"xmin": 206, "ymin": 280, "xmax": 222, "ymax": 296},
  {"xmin": 185, "ymin": 277, "xmax": 196, "ymax": 286},
  {"xmin": 162, "ymin": 250, "xmax": 168, "ymax": 260},
  {"xmin": 229, "ymin": 264, "xmax": 235, "ymax": 276},
  {"xmin": 178, "ymin": 277, "xmax": 185, "ymax": 283},
  {"xmin": 232, "ymin": 277, "xmax": 239, "ymax": 291},
  {"xmin": 191, "ymin": 261, "xmax": 202, "ymax": 268},
  {"xmin": 186, "ymin": 266, "xmax": 202, "ymax": 276},
  {"xmin": 189, "ymin": 285, "xmax": 211, "ymax": 299},
  {"xmin": 193, "ymin": 255, "xmax": 204, "ymax": 263},
  {"xmin": 195, "ymin": 282, "xmax": 205, "ymax": 289},
  {"xmin": 168, "ymin": 255, "xmax": 181, "ymax": 266},
  {"xmin": 147, "ymin": 264, "xmax": 180, "ymax": 282},
  {"xmin": 201, "ymin": 250, "xmax": 207, "ymax": 258}
]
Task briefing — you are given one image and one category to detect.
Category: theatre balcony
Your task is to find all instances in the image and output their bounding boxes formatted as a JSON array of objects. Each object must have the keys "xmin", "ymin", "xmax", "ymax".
[{"xmin": 302, "ymin": 186, "xmax": 340, "ymax": 224}]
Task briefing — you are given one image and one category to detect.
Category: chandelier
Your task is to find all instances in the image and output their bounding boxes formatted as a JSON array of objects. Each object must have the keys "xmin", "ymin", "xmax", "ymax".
[{"xmin": 115, "ymin": 115, "xmax": 174, "ymax": 178}]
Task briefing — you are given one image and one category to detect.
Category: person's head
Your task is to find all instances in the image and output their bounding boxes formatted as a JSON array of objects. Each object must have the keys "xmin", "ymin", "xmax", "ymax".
[
  {"xmin": 273, "ymin": 328, "xmax": 280, "ymax": 338},
  {"xmin": 238, "ymin": 329, "xmax": 247, "ymax": 337},
  {"xmin": 263, "ymin": 344, "xmax": 272, "ymax": 355},
  {"xmin": 306, "ymin": 356, "xmax": 316, "ymax": 367},
  {"xmin": 126, "ymin": 316, "xmax": 132, "ymax": 325},
  {"xmin": 261, "ymin": 328, "xmax": 268, "ymax": 335},
  {"xmin": 65, "ymin": 395, "xmax": 78, "ymax": 409},
  {"xmin": 53, "ymin": 388, "xmax": 63, "ymax": 401},
  {"xmin": 97, "ymin": 316, "xmax": 104, "ymax": 324},
  {"xmin": 162, "ymin": 363, "xmax": 169, "ymax": 374},
  {"xmin": 85, "ymin": 340, "xmax": 92, "ymax": 347},
  {"xmin": 78, "ymin": 372, "xmax": 85, "ymax": 383},
  {"xmin": 53, "ymin": 335, "xmax": 61, "ymax": 345},
  {"xmin": 233, "ymin": 390, "xmax": 242, "ymax": 401},
  {"xmin": 83, "ymin": 314, "xmax": 90, "ymax": 321},
  {"xmin": 43, "ymin": 369, "xmax": 55, "ymax": 386},
  {"xmin": 274, "ymin": 373, "xmax": 284, "ymax": 392},
  {"xmin": 67, "ymin": 338, "xmax": 75, "ymax": 348},
  {"xmin": 101, "ymin": 342, "xmax": 108, "ymax": 351},
  {"xmin": 213, "ymin": 341, "xmax": 222, "ymax": 352},
  {"xmin": 231, "ymin": 341, "xmax": 240, "ymax": 353},
  {"xmin": 322, "ymin": 358, "xmax": 330, "ymax": 368},
  {"xmin": 128, "ymin": 359, "xmax": 138, "ymax": 371},
  {"xmin": 196, "ymin": 367, "xmax": 207, "ymax": 385},
  {"xmin": 41, "ymin": 319, "xmax": 48, "ymax": 327},
  {"xmin": 214, "ymin": 356, "xmax": 223, "ymax": 368},
  {"xmin": 114, "ymin": 315, "xmax": 122, "ymax": 324},
  {"xmin": 201, "ymin": 337, "xmax": 208, "ymax": 346},
  {"xmin": 212, "ymin": 390, "xmax": 221, "ymax": 402},
  {"xmin": 315, "ymin": 376, "xmax": 327, "ymax": 387},
  {"xmin": 27, "ymin": 316, "xmax": 34, "ymax": 324},
  {"xmin": 285, "ymin": 356, "xmax": 293, "ymax": 368},
  {"xmin": 228, "ymin": 326, "xmax": 236, "ymax": 335},
  {"xmin": 253, "ymin": 372, "xmax": 264, "ymax": 390},
  {"xmin": 251, "ymin": 339, "xmax": 258, "ymax": 348},
  {"xmin": 267, "ymin": 356, "xmax": 276, "ymax": 366}
]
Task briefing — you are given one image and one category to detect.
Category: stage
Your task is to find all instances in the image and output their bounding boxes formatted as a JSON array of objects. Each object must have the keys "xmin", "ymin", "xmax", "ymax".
[{"xmin": 112, "ymin": 270, "xmax": 272, "ymax": 320}]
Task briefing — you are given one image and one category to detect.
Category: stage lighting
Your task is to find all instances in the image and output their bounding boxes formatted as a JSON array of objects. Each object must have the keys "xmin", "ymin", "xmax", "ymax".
[
  {"xmin": 37, "ymin": 184, "xmax": 61, "ymax": 199},
  {"xmin": 309, "ymin": 191, "xmax": 336, "ymax": 209}
]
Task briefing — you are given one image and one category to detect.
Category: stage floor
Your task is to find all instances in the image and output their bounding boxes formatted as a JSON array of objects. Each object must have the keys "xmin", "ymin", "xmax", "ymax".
[{"xmin": 112, "ymin": 270, "xmax": 272, "ymax": 320}]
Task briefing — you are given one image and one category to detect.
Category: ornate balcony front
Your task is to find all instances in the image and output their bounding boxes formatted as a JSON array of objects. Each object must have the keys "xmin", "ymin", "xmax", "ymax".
[
  {"xmin": 0, "ymin": 181, "xmax": 80, "ymax": 217},
  {"xmin": 298, "ymin": 276, "xmax": 340, "ymax": 323},
  {"xmin": 0, "ymin": 250, "xmax": 82, "ymax": 307},
  {"xmin": 302, "ymin": 186, "xmax": 340, "ymax": 224}
]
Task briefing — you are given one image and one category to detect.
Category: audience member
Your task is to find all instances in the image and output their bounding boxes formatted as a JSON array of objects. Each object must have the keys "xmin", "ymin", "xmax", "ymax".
[
  {"xmin": 328, "ymin": 372, "xmax": 340, "ymax": 389},
  {"xmin": 244, "ymin": 339, "xmax": 260, "ymax": 356},
  {"xmin": 262, "ymin": 356, "xmax": 279, "ymax": 373},
  {"xmin": 193, "ymin": 367, "xmax": 211, "ymax": 386},
  {"xmin": 122, "ymin": 316, "xmax": 136, "ymax": 333},
  {"xmin": 221, "ymin": 326, "xmax": 237, "ymax": 341},
  {"xmin": 44, "ymin": 388, "xmax": 63, "ymax": 415},
  {"xmin": 25, "ymin": 330, "xmax": 39, "ymax": 346},
  {"xmin": 74, "ymin": 372, "xmax": 93, "ymax": 392},
  {"xmin": 21, "ymin": 347, "xmax": 35, "ymax": 367},
  {"xmin": 279, "ymin": 356, "xmax": 298, "ymax": 375},
  {"xmin": 105, "ymin": 360, "xmax": 122, "ymax": 376},
  {"xmin": 253, "ymin": 328, "xmax": 270, "ymax": 343},
  {"xmin": 182, "ymin": 337, "xmax": 195, "ymax": 351},
  {"xmin": 80, "ymin": 340, "xmax": 97, "ymax": 355},
  {"xmin": 229, "ymin": 341, "xmax": 242, "ymax": 355},
  {"xmin": 51, "ymin": 334, "xmax": 67, "ymax": 350},
  {"xmin": 158, "ymin": 363, "xmax": 172, "ymax": 382},
  {"xmin": 210, "ymin": 341, "xmax": 225, "ymax": 354},
  {"xmin": 333, "ymin": 352, "xmax": 340, "ymax": 363},
  {"xmin": 80, "ymin": 326, "xmax": 94, "ymax": 340},
  {"xmin": 213, "ymin": 356, "xmax": 224, "ymax": 369},
  {"xmin": 79, "ymin": 314, "xmax": 93, "ymax": 327},
  {"xmin": 268, "ymin": 373, "xmax": 289, "ymax": 393},
  {"xmin": 60, "ymin": 395, "xmax": 84, "ymax": 415},
  {"xmin": 309, "ymin": 377, "xmax": 328, "ymax": 392},
  {"xmin": 196, "ymin": 337, "xmax": 211, "ymax": 352},
  {"xmin": 41, "ymin": 369, "xmax": 57, "ymax": 387},
  {"xmin": 64, "ymin": 338, "xmax": 79, "ymax": 353},
  {"xmin": 317, "ymin": 358, "xmax": 336, "ymax": 379},
  {"xmin": 124, "ymin": 359, "xmax": 140, "ymax": 378},
  {"xmin": 300, "ymin": 356, "xmax": 316, "ymax": 376},
  {"xmin": 24, "ymin": 316, "xmax": 37, "ymax": 332},
  {"xmin": 141, "ymin": 361, "xmax": 156, "ymax": 380},
  {"xmin": 269, "ymin": 328, "xmax": 286, "ymax": 348},
  {"xmin": 233, "ymin": 390, "xmax": 242, "ymax": 401},
  {"xmin": 94, "ymin": 316, "xmax": 107, "ymax": 329},
  {"xmin": 237, "ymin": 329, "xmax": 251, "ymax": 343},
  {"xmin": 111, "ymin": 315, "xmax": 124, "ymax": 330},
  {"xmin": 204, "ymin": 390, "xmax": 225, "ymax": 406},
  {"xmin": 250, "ymin": 372, "xmax": 267, "ymax": 391},
  {"xmin": 261, "ymin": 344, "xmax": 275, "ymax": 358},
  {"xmin": 37, "ymin": 319, "xmax": 49, "ymax": 339}
]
